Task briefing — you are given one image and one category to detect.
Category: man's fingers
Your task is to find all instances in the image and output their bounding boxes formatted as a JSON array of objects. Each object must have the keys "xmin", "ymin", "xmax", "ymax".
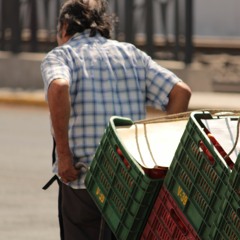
[{"xmin": 59, "ymin": 170, "xmax": 80, "ymax": 183}]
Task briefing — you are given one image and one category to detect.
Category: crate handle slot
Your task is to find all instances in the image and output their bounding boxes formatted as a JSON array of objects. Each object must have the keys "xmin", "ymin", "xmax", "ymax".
[
  {"xmin": 116, "ymin": 146, "xmax": 131, "ymax": 170},
  {"xmin": 199, "ymin": 141, "xmax": 215, "ymax": 165},
  {"xmin": 206, "ymin": 132, "xmax": 234, "ymax": 169},
  {"xmin": 170, "ymin": 208, "xmax": 188, "ymax": 236}
]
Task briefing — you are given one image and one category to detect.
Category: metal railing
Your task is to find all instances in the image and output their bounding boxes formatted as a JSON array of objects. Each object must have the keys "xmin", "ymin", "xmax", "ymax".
[{"xmin": 0, "ymin": 0, "xmax": 193, "ymax": 64}]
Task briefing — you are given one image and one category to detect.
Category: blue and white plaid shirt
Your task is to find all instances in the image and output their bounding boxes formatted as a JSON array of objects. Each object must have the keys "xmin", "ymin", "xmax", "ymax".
[{"xmin": 41, "ymin": 29, "xmax": 181, "ymax": 189}]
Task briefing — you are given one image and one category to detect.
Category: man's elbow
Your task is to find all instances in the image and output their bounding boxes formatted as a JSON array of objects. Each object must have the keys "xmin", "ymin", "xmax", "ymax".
[
  {"xmin": 174, "ymin": 81, "xmax": 191, "ymax": 101},
  {"xmin": 179, "ymin": 82, "xmax": 192, "ymax": 102},
  {"xmin": 167, "ymin": 81, "xmax": 192, "ymax": 114}
]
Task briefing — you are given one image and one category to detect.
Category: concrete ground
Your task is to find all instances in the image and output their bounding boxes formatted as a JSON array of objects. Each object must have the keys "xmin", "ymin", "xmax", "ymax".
[{"xmin": 0, "ymin": 105, "xmax": 59, "ymax": 240}]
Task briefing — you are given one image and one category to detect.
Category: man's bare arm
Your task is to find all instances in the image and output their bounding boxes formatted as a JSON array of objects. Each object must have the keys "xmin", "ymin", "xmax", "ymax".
[
  {"xmin": 166, "ymin": 81, "xmax": 192, "ymax": 114},
  {"xmin": 48, "ymin": 79, "xmax": 79, "ymax": 183}
]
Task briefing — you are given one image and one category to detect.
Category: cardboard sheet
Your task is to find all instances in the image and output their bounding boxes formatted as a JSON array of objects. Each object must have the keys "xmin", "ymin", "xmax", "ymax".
[{"xmin": 116, "ymin": 120, "xmax": 187, "ymax": 168}]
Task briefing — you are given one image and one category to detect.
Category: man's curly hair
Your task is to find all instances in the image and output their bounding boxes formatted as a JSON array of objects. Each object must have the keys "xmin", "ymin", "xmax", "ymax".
[{"xmin": 58, "ymin": 0, "xmax": 113, "ymax": 39}]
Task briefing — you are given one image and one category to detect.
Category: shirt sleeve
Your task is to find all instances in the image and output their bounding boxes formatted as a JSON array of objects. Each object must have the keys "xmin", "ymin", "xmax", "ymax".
[
  {"xmin": 142, "ymin": 52, "xmax": 182, "ymax": 111},
  {"xmin": 41, "ymin": 48, "xmax": 71, "ymax": 100}
]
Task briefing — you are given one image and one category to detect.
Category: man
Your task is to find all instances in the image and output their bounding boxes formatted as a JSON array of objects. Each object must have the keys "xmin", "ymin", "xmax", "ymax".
[{"xmin": 41, "ymin": 0, "xmax": 191, "ymax": 239}]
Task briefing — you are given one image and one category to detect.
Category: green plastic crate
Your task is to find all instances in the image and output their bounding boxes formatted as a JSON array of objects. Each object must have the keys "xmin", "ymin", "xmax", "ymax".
[
  {"xmin": 229, "ymin": 149, "xmax": 240, "ymax": 196},
  {"xmin": 164, "ymin": 111, "xmax": 236, "ymax": 239},
  {"xmin": 211, "ymin": 150, "xmax": 240, "ymax": 240},
  {"xmin": 85, "ymin": 116, "xmax": 163, "ymax": 240},
  {"xmin": 211, "ymin": 188, "xmax": 240, "ymax": 240}
]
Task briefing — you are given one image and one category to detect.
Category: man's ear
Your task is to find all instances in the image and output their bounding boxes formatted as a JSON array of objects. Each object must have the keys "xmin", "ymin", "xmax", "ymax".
[
  {"xmin": 57, "ymin": 23, "xmax": 71, "ymax": 46},
  {"xmin": 61, "ymin": 23, "xmax": 72, "ymax": 43},
  {"xmin": 61, "ymin": 23, "xmax": 68, "ymax": 37}
]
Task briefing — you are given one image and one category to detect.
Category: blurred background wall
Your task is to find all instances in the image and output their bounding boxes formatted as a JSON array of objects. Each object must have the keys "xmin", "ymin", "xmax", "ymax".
[{"xmin": 0, "ymin": 0, "xmax": 239, "ymax": 90}]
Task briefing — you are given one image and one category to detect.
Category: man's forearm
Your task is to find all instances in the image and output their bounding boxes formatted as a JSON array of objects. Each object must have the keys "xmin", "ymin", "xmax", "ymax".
[
  {"xmin": 47, "ymin": 79, "xmax": 71, "ymax": 156},
  {"xmin": 47, "ymin": 79, "xmax": 80, "ymax": 182}
]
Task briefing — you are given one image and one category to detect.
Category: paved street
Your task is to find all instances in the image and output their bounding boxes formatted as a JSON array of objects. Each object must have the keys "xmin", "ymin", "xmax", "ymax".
[
  {"xmin": 0, "ymin": 104, "xmax": 59, "ymax": 240},
  {"xmin": 1, "ymin": 93, "xmax": 240, "ymax": 240}
]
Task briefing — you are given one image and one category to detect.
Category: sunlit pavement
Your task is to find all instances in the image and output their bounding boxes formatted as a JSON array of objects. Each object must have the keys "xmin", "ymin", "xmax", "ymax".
[{"xmin": 0, "ymin": 105, "xmax": 59, "ymax": 240}]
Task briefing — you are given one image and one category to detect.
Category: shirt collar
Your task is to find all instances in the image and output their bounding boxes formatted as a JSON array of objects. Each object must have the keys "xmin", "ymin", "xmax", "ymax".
[{"xmin": 69, "ymin": 29, "xmax": 101, "ymax": 42}]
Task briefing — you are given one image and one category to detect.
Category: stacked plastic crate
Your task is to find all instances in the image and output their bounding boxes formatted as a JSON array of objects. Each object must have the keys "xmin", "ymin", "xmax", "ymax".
[
  {"xmin": 141, "ymin": 111, "xmax": 240, "ymax": 239},
  {"xmin": 85, "ymin": 111, "xmax": 240, "ymax": 239},
  {"xmin": 85, "ymin": 117, "xmax": 166, "ymax": 240},
  {"xmin": 140, "ymin": 185, "xmax": 200, "ymax": 240},
  {"xmin": 211, "ymin": 150, "xmax": 240, "ymax": 240}
]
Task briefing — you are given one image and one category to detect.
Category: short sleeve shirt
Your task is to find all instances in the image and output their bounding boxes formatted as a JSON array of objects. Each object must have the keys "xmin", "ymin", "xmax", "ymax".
[{"xmin": 41, "ymin": 29, "xmax": 181, "ymax": 189}]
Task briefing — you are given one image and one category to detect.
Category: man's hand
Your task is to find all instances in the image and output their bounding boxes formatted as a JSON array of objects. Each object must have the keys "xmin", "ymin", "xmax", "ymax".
[{"xmin": 58, "ymin": 152, "xmax": 80, "ymax": 183}]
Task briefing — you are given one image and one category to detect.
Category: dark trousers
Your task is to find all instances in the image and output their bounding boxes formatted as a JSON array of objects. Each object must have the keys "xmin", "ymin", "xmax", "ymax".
[{"xmin": 58, "ymin": 182, "xmax": 115, "ymax": 240}]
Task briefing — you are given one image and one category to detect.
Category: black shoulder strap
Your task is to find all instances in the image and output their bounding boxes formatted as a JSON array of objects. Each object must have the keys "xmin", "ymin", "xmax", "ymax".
[
  {"xmin": 42, "ymin": 138, "xmax": 59, "ymax": 190},
  {"xmin": 42, "ymin": 175, "xmax": 59, "ymax": 190}
]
